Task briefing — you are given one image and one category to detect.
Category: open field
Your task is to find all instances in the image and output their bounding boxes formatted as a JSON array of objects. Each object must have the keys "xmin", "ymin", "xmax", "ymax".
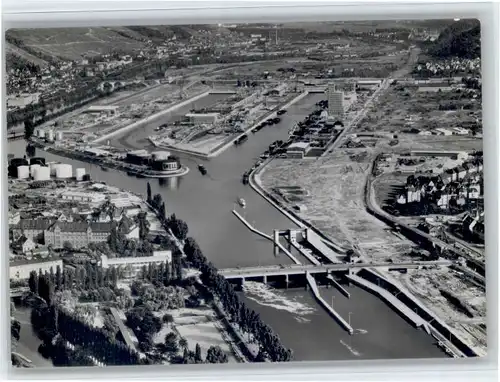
[
  {"xmin": 169, "ymin": 307, "xmax": 238, "ymax": 363},
  {"xmin": 358, "ymin": 85, "xmax": 482, "ymax": 135},
  {"xmin": 7, "ymin": 27, "xmax": 148, "ymax": 60},
  {"xmin": 258, "ymin": 150, "xmax": 415, "ymax": 263},
  {"xmin": 391, "ymin": 269, "xmax": 486, "ymax": 355}
]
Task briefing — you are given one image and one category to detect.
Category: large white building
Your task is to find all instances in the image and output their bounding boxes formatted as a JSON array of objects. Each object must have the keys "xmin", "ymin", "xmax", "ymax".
[
  {"xmin": 327, "ymin": 84, "xmax": 345, "ymax": 121},
  {"xmin": 185, "ymin": 113, "xmax": 219, "ymax": 124},
  {"xmin": 100, "ymin": 250, "xmax": 172, "ymax": 279},
  {"xmin": 10, "ymin": 259, "xmax": 63, "ymax": 280}
]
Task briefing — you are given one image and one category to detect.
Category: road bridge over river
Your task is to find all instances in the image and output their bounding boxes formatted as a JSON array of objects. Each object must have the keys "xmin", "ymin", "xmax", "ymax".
[{"xmin": 219, "ymin": 259, "xmax": 452, "ymax": 280}]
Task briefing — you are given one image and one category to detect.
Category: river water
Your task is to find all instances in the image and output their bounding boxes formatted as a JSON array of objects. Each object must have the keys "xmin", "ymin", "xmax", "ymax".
[{"xmin": 7, "ymin": 93, "xmax": 446, "ymax": 362}]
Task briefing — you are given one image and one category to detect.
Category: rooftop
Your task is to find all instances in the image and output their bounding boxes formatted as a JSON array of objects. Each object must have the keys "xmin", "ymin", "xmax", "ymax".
[{"xmin": 288, "ymin": 142, "xmax": 310, "ymax": 150}]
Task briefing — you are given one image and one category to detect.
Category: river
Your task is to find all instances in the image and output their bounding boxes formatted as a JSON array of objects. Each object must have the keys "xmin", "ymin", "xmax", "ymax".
[
  {"xmin": 12, "ymin": 305, "xmax": 53, "ymax": 368},
  {"xmin": 7, "ymin": 92, "xmax": 446, "ymax": 362}
]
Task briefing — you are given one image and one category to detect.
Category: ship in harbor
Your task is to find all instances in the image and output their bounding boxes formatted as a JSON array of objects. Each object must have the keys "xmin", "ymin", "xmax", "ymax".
[
  {"xmin": 242, "ymin": 172, "xmax": 250, "ymax": 185},
  {"xmin": 198, "ymin": 164, "xmax": 207, "ymax": 175},
  {"xmin": 234, "ymin": 134, "xmax": 248, "ymax": 145}
]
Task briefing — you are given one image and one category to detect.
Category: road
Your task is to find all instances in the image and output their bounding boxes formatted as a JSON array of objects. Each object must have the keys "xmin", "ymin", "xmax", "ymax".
[
  {"xmin": 322, "ymin": 47, "xmax": 420, "ymax": 157},
  {"xmin": 220, "ymin": 259, "xmax": 453, "ymax": 278}
]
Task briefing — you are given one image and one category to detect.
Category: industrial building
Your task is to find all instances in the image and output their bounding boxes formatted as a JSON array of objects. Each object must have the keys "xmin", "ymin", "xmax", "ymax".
[
  {"xmin": 125, "ymin": 149, "xmax": 181, "ymax": 173},
  {"xmin": 83, "ymin": 105, "xmax": 119, "ymax": 115},
  {"xmin": 60, "ymin": 190, "xmax": 106, "ymax": 204},
  {"xmin": 185, "ymin": 112, "xmax": 219, "ymax": 124},
  {"xmin": 150, "ymin": 151, "xmax": 180, "ymax": 172},
  {"xmin": 125, "ymin": 149, "xmax": 151, "ymax": 165},
  {"xmin": 268, "ymin": 83, "xmax": 288, "ymax": 96},
  {"xmin": 356, "ymin": 79, "xmax": 382, "ymax": 90},
  {"xmin": 286, "ymin": 142, "xmax": 311, "ymax": 159}
]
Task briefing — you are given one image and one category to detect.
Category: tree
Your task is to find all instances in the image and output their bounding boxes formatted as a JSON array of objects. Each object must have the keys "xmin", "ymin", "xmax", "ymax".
[
  {"xmin": 164, "ymin": 332, "xmax": 178, "ymax": 354},
  {"xmin": 179, "ymin": 337, "xmax": 188, "ymax": 352},
  {"xmin": 62, "ymin": 241, "xmax": 73, "ymax": 252},
  {"xmin": 168, "ymin": 214, "xmax": 188, "ymax": 240},
  {"xmin": 206, "ymin": 346, "xmax": 228, "ymax": 364},
  {"xmin": 55, "ymin": 265, "xmax": 63, "ymax": 290},
  {"xmin": 172, "ymin": 249, "xmax": 183, "ymax": 281},
  {"xmin": 162, "ymin": 313, "xmax": 174, "ymax": 327},
  {"xmin": 194, "ymin": 343, "xmax": 203, "ymax": 363},
  {"xmin": 137, "ymin": 212, "xmax": 150, "ymax": 241},
  {"xmin": 11, "ymin": 319, "xmax": 21, "ymax": 342},
  {"xmin": 28, "ymin": 270, "xmax": 38, "ymax": 294},
  {"xmin": 24, "ymin": 117, "xmax": 35, "ymax": 139},
  {"xmin": 146, "ymin": 182, "xmax": 152, "ymax": 204},
  {"xmin": 152, "ymin": 194, "xmax": 162, "ymax": 210},
  {"xmin": 160, "ymin": 202, "xmax": 166, "ymax": 221}
]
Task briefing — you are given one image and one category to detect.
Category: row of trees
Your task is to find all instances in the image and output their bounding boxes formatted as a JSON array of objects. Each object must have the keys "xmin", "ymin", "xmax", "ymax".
[
  {"xmin": 162, "ymin": 332, "xmax": 228, "ymax": 364},
  {"xmin": 145, "ymin": 184, "xmax": 292, "ymax": 362},
  {"xmin": 28, "ymin": 263, "xmax": 120, "ymax": 300},
  {"xmin": 179, "ymin": 238, "xmax": 292, "ymax": 362},
  {"xmin": 31, "ymin": 304, "xmax": 140, "ymax": 365}
]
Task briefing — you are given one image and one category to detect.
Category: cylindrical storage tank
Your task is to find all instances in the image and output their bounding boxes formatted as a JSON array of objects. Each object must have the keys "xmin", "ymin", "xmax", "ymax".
[
  {"xmin": 47, "ymin": 162, "xmax": 60, "ymax": 176},
  {"xmin": 75, "ymin": 168, "xmax": 86, "ymax": 181},
  {"xmin": 30, "ymin": 164, "xmax": 41, "ymax": 178},
  {"xmin": 56, "ymin": 131, "xmax": 63, "ymax": 141},
  {"xmin": 46, "ymin": 130, "xmax": 54, "ymax": 142},
  {"xmin": 38, "ymin": 129, "xmax": 46, "ymax": 139},
  {"xmin": 17, "ymin": 166, "xmax": 30, "ymax": 179},
  {"xmin": 34, "ymin": 166, "xmax": 50, "ymax": 181},
  {"xmin": 10, "ymin": 158, "xmax": 29, "ymax": 167},
  {"xmin": 30, "ymin": 157, "xmax": 46, "ymax": 166},
  {"xmin": 151, "ymin": 151, "xmax": 171, "ymax": 161},
  {"xmin": 56, "ymin": 164, "xmax": 72, "ymax": 179}
]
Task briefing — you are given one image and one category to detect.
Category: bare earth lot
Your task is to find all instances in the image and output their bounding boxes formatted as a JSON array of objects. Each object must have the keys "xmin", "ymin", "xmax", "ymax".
[
  {"xmin": 258, "ymin": 141, "xmax": 486, "ymax": 354},
  {"xmin": 258, "ymin": 150, "xmax": 415, "ymax": 263}
]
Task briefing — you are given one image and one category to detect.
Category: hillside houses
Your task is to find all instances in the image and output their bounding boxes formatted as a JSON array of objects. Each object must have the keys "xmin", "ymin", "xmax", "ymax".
[{"xmin": 396, "ymin": 157, "xmax": 483, "ymax": 210}]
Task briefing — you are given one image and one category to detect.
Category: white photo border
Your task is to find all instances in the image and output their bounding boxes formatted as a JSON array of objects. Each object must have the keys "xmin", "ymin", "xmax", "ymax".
[{"xmin": 1, "ymin": 1, "xmax": 498, "ymax": 381}]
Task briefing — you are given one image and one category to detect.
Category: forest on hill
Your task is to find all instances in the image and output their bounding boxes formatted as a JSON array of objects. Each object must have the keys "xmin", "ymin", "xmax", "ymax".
[{"xmin": 428, "ymin": 19, "xmax": 480, "ymax": 59}]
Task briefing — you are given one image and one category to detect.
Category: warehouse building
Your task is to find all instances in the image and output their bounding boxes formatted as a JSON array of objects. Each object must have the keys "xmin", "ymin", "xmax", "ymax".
[
  {"xmin": 185, "ymin": 112, "xmax": 220, "ymax": 124},
  {"xmin": 286, "ymin": 142, "xmax": 311, "ymax": 159}
]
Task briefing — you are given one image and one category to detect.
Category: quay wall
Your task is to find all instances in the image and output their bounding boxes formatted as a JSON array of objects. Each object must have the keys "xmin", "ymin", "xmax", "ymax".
[
  {"xmin": 306, "ymin": 272, "xmax": 354, "ymax": 334},
  {"xmin": 355, "ymin": 268, "xmax": 480, "ymax": 357}
]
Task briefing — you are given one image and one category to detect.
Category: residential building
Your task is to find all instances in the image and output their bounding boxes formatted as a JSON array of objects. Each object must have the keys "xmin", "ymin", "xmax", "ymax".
[
  {"xmin": 100, "ymin": 250, "xmax": 172, "ymax": 279},
  {"xmin": 12, "ymin": 219, "xmax": 55, "ymax": 243},
  {"xmin": 9, "ymin": 211, "xmax": 21, "ymax": 226},
  {"xmin": 15, "ymin": 236, "xmax": 37, "ymax": 254}
]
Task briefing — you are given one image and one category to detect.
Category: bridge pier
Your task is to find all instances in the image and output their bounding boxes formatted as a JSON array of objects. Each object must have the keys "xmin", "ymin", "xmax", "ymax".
[
  {"xmin": 263, "ymin": 275, "xmax": 267, "ymax": 284},
  {"xmin": 273, "ymin": 230, "xmax": 280, "ymax": 256},
  {"xmin": 285, "ymin": 274, "xmax": 289, "ymax": 289}
]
